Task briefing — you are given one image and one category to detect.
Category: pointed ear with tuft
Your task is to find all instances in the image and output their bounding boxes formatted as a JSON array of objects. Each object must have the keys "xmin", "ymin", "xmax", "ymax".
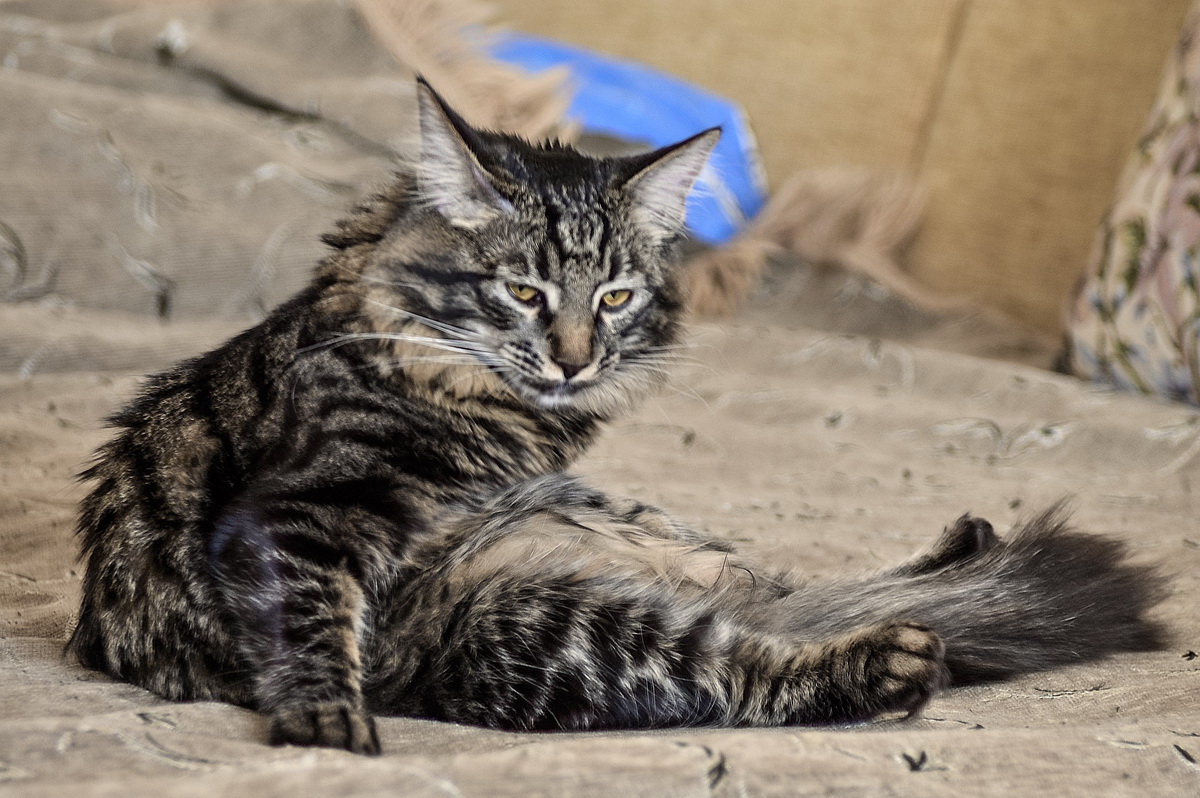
[
  {"xmin": 415, "ymin": 77, "xmax": 513, "ymax": 228},
  {"xmin": 621, "ymin": 127, "xmax": 721, "ymax": 245}
]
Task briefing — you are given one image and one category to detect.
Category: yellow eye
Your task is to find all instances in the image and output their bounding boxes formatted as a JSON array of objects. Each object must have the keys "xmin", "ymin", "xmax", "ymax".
[
  {"xmin": 601, "ymin": 289, "xmax": 632, "ymax": 308},
  {"xmin": 507, "ymin": 283, "xmax": 541, "ymax": 303}
]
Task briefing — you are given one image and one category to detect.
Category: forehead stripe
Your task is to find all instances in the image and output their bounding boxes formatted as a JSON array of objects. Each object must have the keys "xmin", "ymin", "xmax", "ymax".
[
  {"xmin": 598, "ymin": 215, "xmax": 620, "ymax": 281},
  {"xmin": 405, "ymin": 262, "xmax": 486, "ymax": 288},
  {"xmin": 534, "ymin": 245, "xmax": 553, "ymax": 281},
  {"xmin": 542, "ymin": 198, "xmax": 566, "ymax": 255}
]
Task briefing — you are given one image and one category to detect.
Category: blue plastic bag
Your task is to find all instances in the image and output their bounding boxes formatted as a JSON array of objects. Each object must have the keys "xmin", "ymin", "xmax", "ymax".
[{"xmin": 489, "ymin": 33, "xmax": 767, "ymax": 245}]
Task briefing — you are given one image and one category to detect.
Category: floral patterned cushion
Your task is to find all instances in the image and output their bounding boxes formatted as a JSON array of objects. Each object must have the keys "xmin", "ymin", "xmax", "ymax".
[{"xmin": 1065, "ymin": 3, "xmax": 1200, "ymax": 404}]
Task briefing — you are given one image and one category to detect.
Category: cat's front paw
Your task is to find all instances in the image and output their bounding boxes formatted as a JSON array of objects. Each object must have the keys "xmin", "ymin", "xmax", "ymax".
[
  {"xmin": 845, "ymin": 621, "xmax": 947, "ymax": 719},
  {"xmin": 268, "ymin": 701, "xmax": 381, "ymax": 755}
]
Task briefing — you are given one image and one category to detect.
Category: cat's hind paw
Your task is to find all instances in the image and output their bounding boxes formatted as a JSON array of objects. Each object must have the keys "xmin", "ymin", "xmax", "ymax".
[
  {"xmin": 893, "ymin": 514, "xmax": 999, "ymax": 576},
  {"xmin": 947, "ymin": 515, "xmax": 999, "ymax": 560},
  {"xmin": 849, "ymin": 621, "xmax": 948, "ymax": 719},
  {"xmin": 268, "ymin": 701, "xmax": 382, "ymax": 755}
]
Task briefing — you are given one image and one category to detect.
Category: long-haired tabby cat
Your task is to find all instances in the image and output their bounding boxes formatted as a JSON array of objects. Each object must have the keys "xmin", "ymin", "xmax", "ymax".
[{"xmin": 69, "ymin": 79, "xmax": 1166, "ymax": 755}]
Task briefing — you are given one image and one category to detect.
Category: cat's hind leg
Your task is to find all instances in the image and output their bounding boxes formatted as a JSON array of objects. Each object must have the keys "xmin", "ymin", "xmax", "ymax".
[
  {"xmin": 888, "ymin": 514, "xmax": 999, "ymax": 577},
  {"xmin": 369, "ymin": 513, "xmax": 947, "ymax": 731}
]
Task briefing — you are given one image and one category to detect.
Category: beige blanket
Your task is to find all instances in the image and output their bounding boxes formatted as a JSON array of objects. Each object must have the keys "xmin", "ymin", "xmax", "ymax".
[
  {"xmin": 3, "ymin": 271, "xmax": 1199, "ymax": 795},
  {"xmin": 2, "ymin": 1, "xmax": 1198, "ymax": 795}
]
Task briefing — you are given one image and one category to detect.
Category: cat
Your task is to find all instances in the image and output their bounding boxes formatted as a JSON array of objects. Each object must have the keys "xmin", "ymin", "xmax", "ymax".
[{"xmin": 68, "ymin": 78, "xmax": 1167, "ymax": 755}]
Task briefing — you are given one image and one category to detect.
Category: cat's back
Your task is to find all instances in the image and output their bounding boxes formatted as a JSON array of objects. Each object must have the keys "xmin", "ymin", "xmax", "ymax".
[
  {"xmin": 68, "ymin": 292, "xmax": 329, "ymax": 690},
  {"xmin": 76, "ymin": 292, "xmax": 322, "ymax": 552}
]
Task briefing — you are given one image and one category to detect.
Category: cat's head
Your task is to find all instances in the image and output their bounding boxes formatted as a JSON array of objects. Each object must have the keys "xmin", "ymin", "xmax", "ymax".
[{"xmin": 351, "ymin": 79, "xmax": 718, "ymax": 418}]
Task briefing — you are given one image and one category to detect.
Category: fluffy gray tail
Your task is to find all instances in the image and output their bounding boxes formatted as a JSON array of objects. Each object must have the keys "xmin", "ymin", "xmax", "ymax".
[{"xmin": 772, "ymin": 505, "xmax": 1169, "ymax": 683}]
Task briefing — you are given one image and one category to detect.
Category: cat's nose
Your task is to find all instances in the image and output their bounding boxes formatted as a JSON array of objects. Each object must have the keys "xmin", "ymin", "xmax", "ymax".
[
  {"xmin": 556, "ymin": 358, "xmax": 588, "ymax": 380},
  {"xmin": 547, "ymin": 320, "xmax": 594, "ymax": 380}
]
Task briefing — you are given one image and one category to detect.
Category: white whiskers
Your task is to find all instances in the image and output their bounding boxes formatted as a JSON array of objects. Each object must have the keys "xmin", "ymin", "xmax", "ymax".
[
  {"xmin": 301, "ymin": 331, "xmax": 494, "ymax": 358},
  {"xmin": 361, "ymin": 297, "xmax": 487, "ymax": 342}
]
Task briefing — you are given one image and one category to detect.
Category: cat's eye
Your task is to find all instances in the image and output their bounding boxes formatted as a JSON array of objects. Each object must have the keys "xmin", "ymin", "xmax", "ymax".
[
  {"xmin": 507, "ymin": 283, "xmax": 541, "ymax": 304},
  {"xmin": 600, "ymin": 289, "xmax": 633, "ymax": 308}
]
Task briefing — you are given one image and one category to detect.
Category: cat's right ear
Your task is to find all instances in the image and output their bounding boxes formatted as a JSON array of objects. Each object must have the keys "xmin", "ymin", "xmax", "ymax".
[{"xmin": 415, "ymin": 77, "xmax": 513, "ymax": 228}]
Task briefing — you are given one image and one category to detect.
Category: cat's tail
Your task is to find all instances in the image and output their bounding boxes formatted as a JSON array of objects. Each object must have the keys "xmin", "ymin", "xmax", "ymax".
[{"xmin": 769, "ymin": 504, "xmax": 1170, "ymax": 683}]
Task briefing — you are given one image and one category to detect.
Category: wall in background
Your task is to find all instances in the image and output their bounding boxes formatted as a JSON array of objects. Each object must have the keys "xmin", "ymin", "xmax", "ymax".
[{"xmin": 491, "ymin": 0, "xmax": 1192, "ymax": 334}]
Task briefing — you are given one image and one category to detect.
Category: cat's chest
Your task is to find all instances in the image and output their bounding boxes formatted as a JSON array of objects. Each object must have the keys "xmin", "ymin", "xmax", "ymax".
[{"xmin": 275, "ymin": 387, "xmax": 592, "ymax": 493}]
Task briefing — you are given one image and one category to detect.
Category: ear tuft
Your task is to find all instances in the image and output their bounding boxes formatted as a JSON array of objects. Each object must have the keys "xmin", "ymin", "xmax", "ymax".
[
  {"xmin": 623, "ymin": 128, "xmax": 721, "ymax": 244},
  {"xmin": 415, "ymin": 78, "xmax": 512, "ymax": 227}
]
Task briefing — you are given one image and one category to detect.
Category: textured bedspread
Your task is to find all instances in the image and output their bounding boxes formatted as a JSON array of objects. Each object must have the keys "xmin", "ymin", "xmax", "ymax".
[
  {"xmin": 2, "ymin": 0, "xmax": 1198, "ymax": 795},
  {"xmin": 2, "ymin": 290, "xmax": 1199, "ymax": 796}
]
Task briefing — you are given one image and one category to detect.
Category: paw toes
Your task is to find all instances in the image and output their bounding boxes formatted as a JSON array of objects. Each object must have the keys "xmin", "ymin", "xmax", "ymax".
[
  {"xmin": 887, "ymin": 622, "xmax": 945, "ymax": 663},
  {"xmin": 269, "ymin": 702, "xmax": 381, "ymax": 755},
  {"xmin": 867, "ymin": 622, "xmax": 947, "ymax": 715}
]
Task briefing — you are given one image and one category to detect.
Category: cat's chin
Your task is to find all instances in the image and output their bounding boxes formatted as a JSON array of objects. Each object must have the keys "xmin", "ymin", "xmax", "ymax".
[
  {"xmin": 513, "ymin": 377, "xmax": 639, "ymax": 418},
  {"xmin": 532, "ymin": 390, "xmax": 581, "ymax": 411},
  {"xmin": 524, "ymin": 381, "xmax": 593, "ymax": 411}
]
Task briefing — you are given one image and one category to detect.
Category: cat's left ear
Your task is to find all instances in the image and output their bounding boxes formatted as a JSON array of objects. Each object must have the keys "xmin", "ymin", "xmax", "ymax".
[
  {"xmin": 415, "ymin": 77, "xmax": 513, "ymax": 227},
  {"xmin": 620, "ymin": 128, "xmax": 721, "ymax": 244}
]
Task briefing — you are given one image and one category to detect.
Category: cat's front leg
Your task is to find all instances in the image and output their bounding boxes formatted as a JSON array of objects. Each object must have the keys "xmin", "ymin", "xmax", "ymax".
[{"xmin": 210, "ymin": 501, "xmax": 381, "ymax": 755}]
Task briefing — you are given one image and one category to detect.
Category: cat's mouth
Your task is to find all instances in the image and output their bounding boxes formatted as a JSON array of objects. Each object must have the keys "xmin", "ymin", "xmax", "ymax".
[
  {"xmin": 500, "ymin": 371, "xmax": 602, "ymax": 412},
  {"xmin": 525, "ymin": 377, "xmax": 589, "ymax": 410},
  {"xmin": 502, "ymin": 356, "xmax": 666, "ymax": 415}
]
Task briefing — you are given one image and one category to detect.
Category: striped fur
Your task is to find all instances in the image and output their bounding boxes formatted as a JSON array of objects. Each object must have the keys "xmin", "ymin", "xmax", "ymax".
[{"xmin": 70, "ymin": 81, "xmax": 1166, "ymax": 754}]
